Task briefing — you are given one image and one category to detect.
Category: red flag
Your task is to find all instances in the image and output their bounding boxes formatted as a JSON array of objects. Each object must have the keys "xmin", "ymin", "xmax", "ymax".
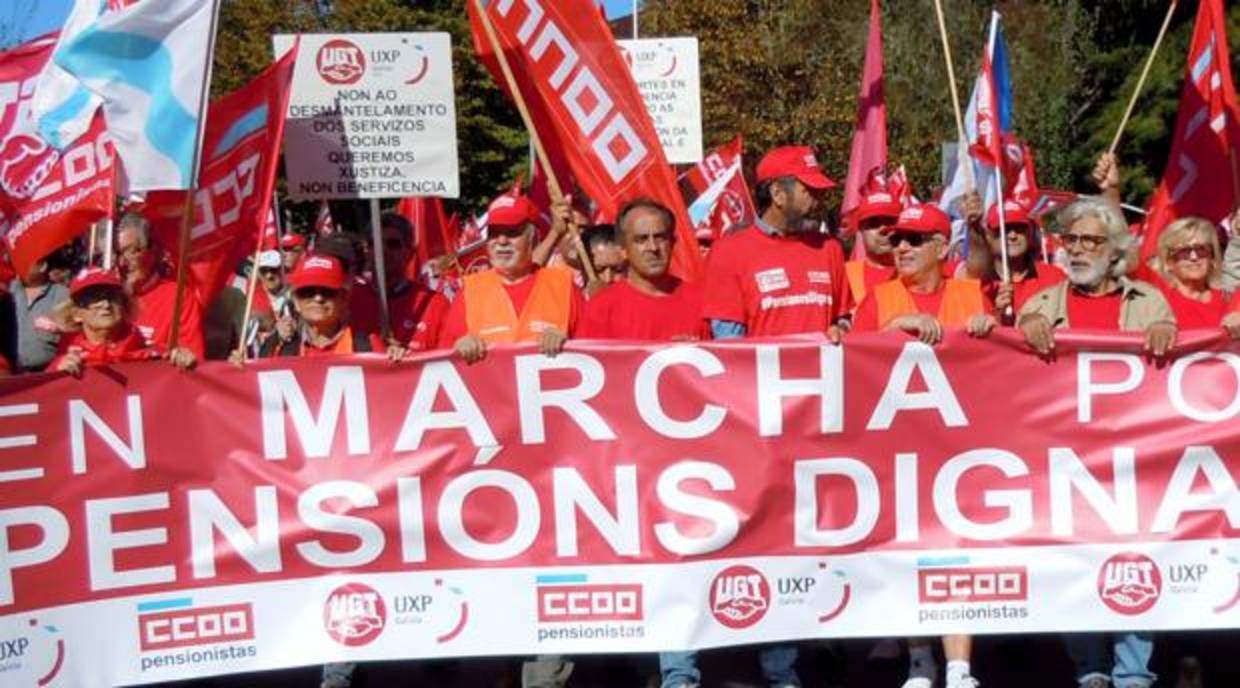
[
  {"xmin": 1142, "ymin": 0, "xmax": 1240, "ymax": 259},
  {"xmin": 259, "ymin": 207, "xmax": 279, "ymax": 251},
  {"xmin": 145, "ymin": 44, "xmax": 297, "ymax": 304},
  {"xmin": 0, "ymin": 34, "xmax": 115, "ymax": 276},
  {"xmin": 1004, "ymin": 140, "xmax": 1039, "ymax": 203},
  {"xmin": 680, "ymin": 136, "xmax": 756, "ymax": 243},
  {"xmin": 397, "ymin": 196, "xmax": 459, "ymax": 269},
  {"xmin": 314, "ymin": 200, "xmax": 336, "ymax": 236},
  {"xmin": 470, "ymin": 0, "xmax": 703, "ymax": 282},
  {"xmin": 842, "ymin": 0, "xmax": 888, "ymax": 221}
]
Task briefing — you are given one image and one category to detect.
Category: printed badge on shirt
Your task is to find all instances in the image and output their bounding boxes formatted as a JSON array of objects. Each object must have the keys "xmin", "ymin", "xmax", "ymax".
[
  {"xmin": 807, "ymin": 270, "xmax": 833, "ymax": 285},
  {"xmin": 754, "ymin": 268, "xmax": 790, "ymax": 293}
]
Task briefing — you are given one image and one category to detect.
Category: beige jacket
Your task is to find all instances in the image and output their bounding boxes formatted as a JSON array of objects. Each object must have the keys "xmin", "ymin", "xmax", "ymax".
[{"xmin": 1018, "ymin": 278, "xmax": 1175, "ymax": 330}]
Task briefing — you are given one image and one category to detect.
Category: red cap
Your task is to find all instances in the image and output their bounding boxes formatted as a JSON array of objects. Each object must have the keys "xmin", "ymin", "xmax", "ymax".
[
  {"xmin": 487, "ymin": 191, "xmax": 537, "ymax": 228},
  {"xmin": 986, "ymin": 199, "xmax": 1034, "ymax": 230},
  {"xmin": 856, "ymin": 192, "xmax": 904, "ymax": 224},
  {"xmin": 280, "ymin": 233, "xmax": 307, "ymax": 250},
  {"xmin": 288, "ymin": 255, "xmax": 346, "ymax": 291},
  {"xmin": 893, "ymin": 203, "xmax": 952, "ymax": 236},
  {"xmin": 756, "ymin": 146, "xmax": 836, "ymax": 190},
  {"xmin": 69, "ymin": 267, "xmax": 123, "ymax": 297}
]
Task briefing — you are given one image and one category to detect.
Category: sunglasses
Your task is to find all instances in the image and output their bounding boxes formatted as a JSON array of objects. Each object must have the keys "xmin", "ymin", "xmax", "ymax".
[
  {"xmin": 294, "ymin": 286, "xmax": 341, "ymax": 300},
  {"xmin": 887, "ymin": 231, "xmax": 936, "ymax": 248},
  {"xmin": 258, "ymin": 267, "xmax": 281, "ymax": 276},
  {"xmin": 1060, "ymin": 233, "xmax": 1108, "ymax": 251},
  {"xmin": 488, "ymin": 225, "xmax": 528, "ymax": 239},
  {"xmin": 1169, "ymin": 243, "xmax": 1214, "ymax": 261},
  {"xmin": 73, "ymin": 287, "xmax": 123, "ymax": 308}
]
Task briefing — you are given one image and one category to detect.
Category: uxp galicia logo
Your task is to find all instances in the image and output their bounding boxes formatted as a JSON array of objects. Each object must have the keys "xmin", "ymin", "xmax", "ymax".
[
  {"xmin": 1098, "ymin": 552, "xmax": 1162, "ymax": 616},
  {"xmin": 0, "ymin": 618, "xmax": 65, "ymax": 686},
  {"xmin": 709, "ymin": 565, "xmax": 770, "ymax": 629},
  {"xmin": 324, "ymin": 583, "xmax": 387, "ymax": 646},
  {"xmin": 316, "ymin": 39, "xmax": 366, "ymax": 85}
]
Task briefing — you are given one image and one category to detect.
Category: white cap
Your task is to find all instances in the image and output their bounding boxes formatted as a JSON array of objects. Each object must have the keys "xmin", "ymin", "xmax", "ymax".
[{"xmin": 257, "ymin": 250, "xmax": 282, "ymax": 269}]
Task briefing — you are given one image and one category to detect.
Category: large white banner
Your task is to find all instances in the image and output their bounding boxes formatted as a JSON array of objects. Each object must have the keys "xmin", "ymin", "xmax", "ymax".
[
  {"xmin": 618, "ymin": 37, "xmax": 703, "ymax": 164},
  {"xmin": 274, "ymin": 33, "xmax": 460, "ymax": 199}
]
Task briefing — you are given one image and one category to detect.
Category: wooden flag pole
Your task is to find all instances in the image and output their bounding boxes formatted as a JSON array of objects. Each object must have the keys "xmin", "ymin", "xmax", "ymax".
[
  {"xmin": 932, "ymin": 0, "xmax": 974, "ymax": 193},
  {"xmin": 234, "ymin": 225, "xmax": 267, "ymax": 362},
  {"xmin": 88, "ymin": 220, "xmax": 99, "ymax": 268},
  {"xmin": 169, "ymin": 0, "xmax": 223, "ymax": 352},
  {"xmin": 369, "ymin": 198, "xmax": 392, "ymax": 341},
  {"xmin": 474, "ymin": 0, "xmax": 600, "ymax": 285},
  {"xmin": 1109, "ymin": 0, "xmax": 1177, "ymax": 155}
]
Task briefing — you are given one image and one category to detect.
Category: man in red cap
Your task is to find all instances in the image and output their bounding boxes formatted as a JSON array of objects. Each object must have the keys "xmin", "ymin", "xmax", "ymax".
[
  {"xmin": 845, "ymin": 191, "xmax": 903, "ymax": 307},
  {"xmin": 852, "ymin": 203, "xmax": 996, "ymax": 343},
  {"xmin": 701, "ymin": 145, "xmax": 852, "ymax": 344},
  {"xmin": 252, "ymin": 255, "xmax": 386, "ymax": 357},
  {"xmin": 350, "ymin": 213, "xmax": 449, "ymax": 352},
  {"xmin": 114, "ymin": 212, "xmax": 204, "ymax": 362},
  {"xmin": 981, "ymin": 198, "xmax": 1064, "ymax": 322},
  {"xmin": 280, "ymin": 233, "xmax": 307, "ymax": 272},
  {"xmin": 438, "ymin": 190, "xmax": 584, "ymax": 361}
]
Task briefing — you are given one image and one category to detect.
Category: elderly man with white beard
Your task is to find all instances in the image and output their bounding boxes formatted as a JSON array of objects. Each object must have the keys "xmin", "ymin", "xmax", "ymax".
[{"xmin": 1017, "ymin": 196, "xmax": 1177, "ymax": 358}]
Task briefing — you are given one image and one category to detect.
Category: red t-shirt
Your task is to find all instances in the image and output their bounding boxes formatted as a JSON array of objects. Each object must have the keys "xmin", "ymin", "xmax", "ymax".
[
  {"xmin": 438, "ymin": 271, "xmax": 586, "ymax": 347},
  {"xmin": 133, "ymin": 276, "xmax": 205, "ymax": 358},
  {"xmin": 984, "ymin": 262, "xmax": 1067, "ymax": 315},
  {"xmin": 702, "ymin": 226, "xmax": 852, "ymax": 336},
  {"xmin": 48, "ymin": 325, "xmax": 161, "ymax": 370},
  {"xmin": 578, "ymin": 279, "xmax": 707, "ymax": 340},
  {"xmin": 1158, "ymin": 283, "xmax": 1227, "ymax": 329},
  {"xmin": 349, "ymin": 280, "xmax": 450, "ymax": 350},
  {"xmin": 1066, "ymin": 289, "xmax": 1124, "ymax": 329}
]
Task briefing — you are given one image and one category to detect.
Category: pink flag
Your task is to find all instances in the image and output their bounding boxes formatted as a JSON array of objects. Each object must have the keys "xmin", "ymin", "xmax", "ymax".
[
  {"xmin": 314, "ymin": 200, "xmax": 335, "ymax": 236},
  {"xmin": 842, "ymin": 0, "xmax": 888, "ymax": 223}
]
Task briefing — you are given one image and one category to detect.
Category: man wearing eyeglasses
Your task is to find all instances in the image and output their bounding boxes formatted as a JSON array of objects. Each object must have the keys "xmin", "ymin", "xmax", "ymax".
[
  {"xmin": 851, "ymin": 203, "xmax": 997, "ymax": 343},
  {"xmin": 438, "ymin": 190, "xmax": 584, "ymax": 363},
  {"xmin": 115, "ymin": 212, "xmax": 205, "ymax": 362},
  {"xmin": 1017, "ymin": 196, "xmax": 1176, "ymax": 358}
]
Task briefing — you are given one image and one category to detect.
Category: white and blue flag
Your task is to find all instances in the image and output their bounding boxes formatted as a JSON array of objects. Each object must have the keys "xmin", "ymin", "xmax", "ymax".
[
  {"xmin": 26, "ymin": 0, "xmax": 107, "ymax": 151},
  {"xmin": 52, "ymin": 0, "xmax": 216, "ymax": 191}
]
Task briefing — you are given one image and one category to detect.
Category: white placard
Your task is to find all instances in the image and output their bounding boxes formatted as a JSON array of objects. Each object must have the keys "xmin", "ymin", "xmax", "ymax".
[
  {"xmin": 274, "ymin": 33, "xmax": 460, "ymax": 199},
  {"xmin": 618, "ymin": 37, "xmax": 703, "ymax": 164}
]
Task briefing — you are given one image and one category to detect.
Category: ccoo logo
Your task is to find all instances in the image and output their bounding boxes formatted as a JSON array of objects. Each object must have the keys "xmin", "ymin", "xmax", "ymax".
[
  {"xmin": 709, "ymin": 565, "xmax": 770, "ymax": 629},
  {"xmin": 316, "ymin": 39, "xmax": 366, "ymax": 85},
  {"xmin": 1098, "ymin": 552, "xmax": 1162, "ymax": 616},
  {"xmin": 324, "ymin": 583, "xmax": 387, "ymax": 646}
]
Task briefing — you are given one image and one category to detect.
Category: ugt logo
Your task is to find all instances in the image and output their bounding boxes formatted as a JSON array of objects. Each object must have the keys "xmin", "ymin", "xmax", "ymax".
[
  {"xmin": 1098, "ymin": 552, "xmax": 1162, "ymax": 616},
  {"xmin": 317, "ymin": 39, "xmax": 366, "ymax": 85}
]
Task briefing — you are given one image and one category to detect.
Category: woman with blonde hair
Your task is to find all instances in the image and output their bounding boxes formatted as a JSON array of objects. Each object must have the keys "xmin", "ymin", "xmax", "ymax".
[{"xmin": 1153, "ymin": 216, "xmax": 1233, "ymax": 329}]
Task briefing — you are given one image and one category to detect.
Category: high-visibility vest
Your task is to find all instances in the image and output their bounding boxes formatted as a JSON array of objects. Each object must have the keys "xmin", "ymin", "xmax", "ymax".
[
  {"xmin": 845, "ymin": 260, "xmax": 869, "ymax": 304},
  {"xmin": 874, "ymin": 278, "xmax": 985, "ymax": 328},
  {"xmin": 463, "ymin": 267, "xmax": 573, "ymax": 344}
]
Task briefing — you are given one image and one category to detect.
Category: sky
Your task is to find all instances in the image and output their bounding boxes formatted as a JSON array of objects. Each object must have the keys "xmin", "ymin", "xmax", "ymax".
[{"xmin": 2, "ymin": 0, "xmax": 641, "ymax": 51}]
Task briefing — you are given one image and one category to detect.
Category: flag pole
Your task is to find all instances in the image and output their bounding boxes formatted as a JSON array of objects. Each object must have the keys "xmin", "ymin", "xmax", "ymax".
[
  {"xmin": 102, "ymin": 165, "xmax": 120, "ymax": 270},
  {"xmin": 1108, "ymin": 1, "xmax": 1177, "ymax": 155},
  {"xmin": 632, "ymin": 0, "xmax": 639, "ymax": 40},
  {"xmin": 234, "ymin": 222, "xmax": 267, "ymax": 362},
  {"xmin": 932, "ymin": 0, "xmax": 973, "ymax": 193},
  {"xmin": 168, "ymin": 0, "xmax": 222, "ymax": 352},
  {"xmin": 474, "ymin": 0, "xmax": 600, "ymax": 285},
  {"xmin": 88, "ymin": 220, "xmax": 99, "ymax": 267},
  {"xmin": 369, "ymin": 198, "xmax": 391, "ymax": 341}
]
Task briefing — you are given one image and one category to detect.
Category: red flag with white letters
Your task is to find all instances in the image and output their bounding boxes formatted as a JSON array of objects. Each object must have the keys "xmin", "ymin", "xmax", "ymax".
[
  {"xmin": 0, "ymin": 33, "xmax": 116, "ymax": 276},
  {"xmin": 145, "ymin": 44, "xmax": 296, "ymax": 303},
  {"xmin": 470, "ymin": 0, "xmax": 703, "ymax": 281},
  {"xmin": 680, "ymin": 136, "xmax": 755, "ymax": 243},
  {"xmin": 1142, "ymin": 0, "xmax": 1240, "ymax": 258}
]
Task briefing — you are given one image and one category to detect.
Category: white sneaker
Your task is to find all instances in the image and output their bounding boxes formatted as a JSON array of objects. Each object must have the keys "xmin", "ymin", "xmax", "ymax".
[
  {"xmin": 902, "ymin": 678, "xmax": 933, "ymax": 688},
  {"xmin": 947, "ymin": 676, "xmax": 979, "ymax": 688}
]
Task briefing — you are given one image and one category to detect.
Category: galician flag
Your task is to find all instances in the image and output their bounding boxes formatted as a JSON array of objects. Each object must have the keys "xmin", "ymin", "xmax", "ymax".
[
  {"xmin": 52, "ymin": 0, "xmax": 217, "ymax": 192},
  {"xmin": 27, "ymin": 0, "xmax": 108, "ymax": 152}
]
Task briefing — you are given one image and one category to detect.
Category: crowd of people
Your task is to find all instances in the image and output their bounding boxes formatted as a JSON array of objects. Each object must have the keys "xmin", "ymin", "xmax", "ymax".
[{"xmin": 2, "ymin": 143, "xmax": 1239, "ymax": 688}]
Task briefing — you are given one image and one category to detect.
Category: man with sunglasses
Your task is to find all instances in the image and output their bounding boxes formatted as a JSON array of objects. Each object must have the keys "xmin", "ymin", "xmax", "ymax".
[
  {"xmin": 851, "ymin": 203, "xmax": 996, "ymax": 344},
  {"xmin": 1018, "ymin": 197, "xmax": 1176, "ymax": 358},
  {"xmin": 844, "ymin": 191, "xmax": 902, "ymax": 307},
  {"xmin": 255, "ymin": 255, "xmax": 385, "ymax": 358},
  {"xmin": 438, "ymin": 190, "xmax": 584, "ymax": 363},
  {"xmin": 350, "ymin": 213, "xmax": 449, "ymax": 352},
  {"xmin": 981, "ymin": 199, "xmax": 1065, "ymax": 323}
]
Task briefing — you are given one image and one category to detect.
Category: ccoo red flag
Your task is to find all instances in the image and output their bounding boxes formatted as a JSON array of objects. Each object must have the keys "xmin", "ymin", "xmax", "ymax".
[
  {"xmin": 1142, "ymin": 0, "xmax": 1240, "ymax": 259},
  {"xmin": 842, "ymin": 0, "xmax": 888, "ymax": 223},
  {"xmin": 470, "ymin": 0, "xmax": 703, "ymax": 282}
]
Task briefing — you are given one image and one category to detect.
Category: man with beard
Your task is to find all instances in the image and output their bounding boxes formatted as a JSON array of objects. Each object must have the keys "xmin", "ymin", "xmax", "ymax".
[
  {"xmin": 438, "ymin": 190, "xmax": 584, "ymax": 364},
  {"xmin": 579, "ymin": 198, "xmax": 705, "ymax": 340},
  {"xmin": 702, "ymin": 145, "xmax": 851, "ymax": 345},
  {"xmin": 851, "ymin": 203, "xmax": 996, "ymax": 344},
  {"xmin": 114, "ymin": 212, "xmax": 203, "ymax": 365},
  {"xmin": 1018, "ymin": 196, "xmax": 1176, "ymax": 358}
]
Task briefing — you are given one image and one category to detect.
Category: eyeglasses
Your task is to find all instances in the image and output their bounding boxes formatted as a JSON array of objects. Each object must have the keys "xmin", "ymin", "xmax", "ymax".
[
  {"xmin": 1059, "ymin": 232, "xmax": 1108, "ymax": 251},
  {"xmin": 887, "ymin": 231, "xmax": 935, "ymax": 248},
  {"xmin": 294, "ymin": 286, "xmax": 341, "ymax": 300},
  {"xmin": 258, "ymin": 268, "xmax": 281, "ymax": 276},
  {"xmin": 1169, "ymin": 243, "xmax": 1214, "ymax": 261}
]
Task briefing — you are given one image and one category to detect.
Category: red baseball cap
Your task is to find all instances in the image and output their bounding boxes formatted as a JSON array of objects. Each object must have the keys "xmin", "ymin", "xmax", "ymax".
[
  {"xmin": 280, "ymin": 233, "xmax": 307, "ymax": 250},
  {"xmin": 893, "ymin": 203, "xmax": 952, "ymax": 236},
  {"xmin": 69, "ymin": 267, "xmax": 123, "ymax": 298},
  {"xmin": 487, "ymin": 191, "xmax": 538, "ymax": 228},
  {"xmin": 986, "ymin": 199, "xmax": 1035, "ymax": 231},
  {"xmin": 856, "ymin": 192, "xmax": 904, "ymax": 224},
  {"xmin": 288, "ymin": 255, "xmax": 346, "ymax": 291},
  {"xmin": 756, "ymin": 146, "xmax": 836, "ymax": 190}
]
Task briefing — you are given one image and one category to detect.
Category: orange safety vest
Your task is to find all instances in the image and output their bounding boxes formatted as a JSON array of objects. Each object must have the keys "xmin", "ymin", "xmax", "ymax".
[
  {"xmin": 874, "ymin": 278, "xmax": 985, "ymax": 328},
  {"xmin": 463, "ymin": 267, "xmax": 573, "ymax": 344},
  {"xmin": 845, "ymin": 261, "xmax": 869, "ymax": 304}
]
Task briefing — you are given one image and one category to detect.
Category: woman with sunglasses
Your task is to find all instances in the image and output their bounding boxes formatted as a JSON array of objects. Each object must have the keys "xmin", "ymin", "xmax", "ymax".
[
  {"xmin": 48, "ymin": 268, "xmax": 194, "ymax": 376},
  {"xmin": 1151, "ymin": 217, "xmax": 1233, "ymax": 330}
]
